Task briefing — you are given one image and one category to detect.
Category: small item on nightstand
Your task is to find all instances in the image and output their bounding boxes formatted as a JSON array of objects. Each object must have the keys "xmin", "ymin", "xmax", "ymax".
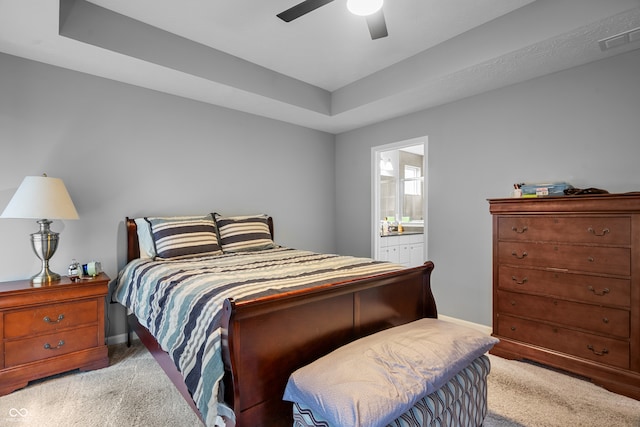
[
  {"xmin": 68, "ymin": 259, "xmax": 80, "ymax": 281},
  {"xmin": 81, "ymin": 261, "xmax": 102, "ymax": 277}
]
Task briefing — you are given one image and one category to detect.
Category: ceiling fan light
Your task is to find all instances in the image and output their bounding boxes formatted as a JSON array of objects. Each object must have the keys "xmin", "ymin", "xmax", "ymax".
[{"xmin": 347, "ymin": 0, "xmax": 383, "ymax": 16}]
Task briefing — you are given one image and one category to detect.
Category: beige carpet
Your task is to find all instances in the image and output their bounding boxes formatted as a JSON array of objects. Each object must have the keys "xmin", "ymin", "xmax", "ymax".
[
  {"xmin": 0, "ymin": 343, "xmax": 203, "ymax": 426},
  {"xmin": 0, "ymin": 341, "xmax": 638, "ymax": 426},
  {"xmin": 485, "ymin": 354, "xmax": 640, "ymax": 427}
]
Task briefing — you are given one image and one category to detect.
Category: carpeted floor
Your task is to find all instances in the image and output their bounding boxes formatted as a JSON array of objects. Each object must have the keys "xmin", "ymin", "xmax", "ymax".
[
  {"xmin": 484, "ymin": 354, "xmax": 640, "ymax": 427},
  {"xmin": 0, "ymin": 342, "xmax": 203, "ymax": 426},
  {"xmin": 0, "ymin": 341, "xmax": 638, "ymax": 426}
]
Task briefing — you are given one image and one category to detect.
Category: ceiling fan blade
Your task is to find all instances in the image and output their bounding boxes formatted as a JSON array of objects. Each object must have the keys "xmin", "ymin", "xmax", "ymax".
[
  {"xmin": 277, "ymin": 0, "xmax": 335, "ymax": 22},
  {"xmin": 366, "ymin": 9, "xmax": 388, "ymax": 39}
]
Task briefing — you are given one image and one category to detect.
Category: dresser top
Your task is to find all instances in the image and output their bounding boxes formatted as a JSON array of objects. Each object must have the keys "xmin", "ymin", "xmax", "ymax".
[{"xmin": 488, "ymin": 192, "xmax": 640, "ymax": 214}]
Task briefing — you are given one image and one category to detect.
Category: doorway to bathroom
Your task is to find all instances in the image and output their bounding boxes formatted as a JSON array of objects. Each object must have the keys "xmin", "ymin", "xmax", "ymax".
[{"xmin": 371, "ymin": 137, "xmax": 427, "ymax": 267}]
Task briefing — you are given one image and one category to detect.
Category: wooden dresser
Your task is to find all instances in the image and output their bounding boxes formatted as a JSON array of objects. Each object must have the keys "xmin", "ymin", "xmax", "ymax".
[
  {"xmin": 0, "ymin": 274, "xmax": 109, "ymax": 395},
  {"xmin": 488, "ymin": 194, "xmax": 640, "ymax": 400}
]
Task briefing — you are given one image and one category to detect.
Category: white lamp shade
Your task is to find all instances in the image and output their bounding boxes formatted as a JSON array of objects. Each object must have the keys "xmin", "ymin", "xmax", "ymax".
[
  {"xmin": 347, "ymin": 0, "xmax": 383, "ymax": 16},
  {"xmin": 1, "ymin": 175, "xmax": 79, "ymax": 220}
]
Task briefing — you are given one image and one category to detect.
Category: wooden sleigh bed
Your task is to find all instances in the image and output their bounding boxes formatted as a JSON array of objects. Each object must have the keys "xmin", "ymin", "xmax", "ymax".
[{"xmin": 117, "ymin": 215, "xmax": 439, "ymax": 426}]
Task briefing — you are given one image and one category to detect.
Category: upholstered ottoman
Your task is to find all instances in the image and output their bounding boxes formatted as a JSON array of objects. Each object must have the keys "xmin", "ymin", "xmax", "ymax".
[{"xmin": 283, "ymin": 318, "xmax": 498, "ymax": 427}]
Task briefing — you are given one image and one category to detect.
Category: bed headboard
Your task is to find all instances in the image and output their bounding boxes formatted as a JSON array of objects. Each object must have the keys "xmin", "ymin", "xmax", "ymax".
[
  {"xmin": 125, "ymin": 216, "xmax": 275, "ymax": 264},
  {"xmin": 125, "ymin": 218, "xmax": 140, "ymax": 263}
]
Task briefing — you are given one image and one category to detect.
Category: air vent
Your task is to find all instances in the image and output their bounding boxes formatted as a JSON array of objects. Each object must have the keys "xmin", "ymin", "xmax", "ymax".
[{"xmin": 599, "ymin": 27, "xmax": 640, "ymax": 51}]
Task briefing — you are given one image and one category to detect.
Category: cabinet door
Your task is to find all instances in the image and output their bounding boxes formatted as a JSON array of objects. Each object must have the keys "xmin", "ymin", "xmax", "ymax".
[
  {"xmin": 387, "ymin": 245, "xmax": 400, "ymax": 264},
  {"xmin": 409, "ymin": 244, "xmax": 424, "ymax": 267},
  {"xmin": 398, "ymin": 243, "xmax": 411, "ymax": 266},
  {"xmin": 379, "ymin": 246, "xmax": 391, "ymax": 262},
  {"xmin": 402, "ymin": 235, "xmax": 424, "ymax": 267},
  {"xmin": 378, "ymin": 237, "xmax": 399, "ymax": 263},
  {"xmin": 398, "ymin": 242, "xmax": 424, "ymax": 267}
]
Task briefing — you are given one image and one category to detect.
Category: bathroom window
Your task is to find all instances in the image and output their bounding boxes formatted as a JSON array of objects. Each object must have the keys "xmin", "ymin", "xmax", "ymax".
[{"xmin": 404, "ymin": 165, "xmax": 421, "ymax": 196}]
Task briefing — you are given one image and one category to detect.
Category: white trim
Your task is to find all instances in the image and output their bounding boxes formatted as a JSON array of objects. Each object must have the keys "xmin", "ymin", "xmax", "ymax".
[
  {"xmin": 438, "ymin": 314, "xmax": 493, "ymax": 335},
  {"xmin": 371, "ymin": 136, "xmax": 428, "ymax": 261}
]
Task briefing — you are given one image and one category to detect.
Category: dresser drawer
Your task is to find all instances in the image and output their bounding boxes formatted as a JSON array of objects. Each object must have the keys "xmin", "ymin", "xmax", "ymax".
[
  {"xmin": 3, "ymin": 300, "xmax": 99, "ymax": 339},
  {"xmin": 496, "ymin": 314, "xmax": 629, "ymax": 369},
  {"xmin": 498, "ymin": 216, "xmax": 630, "ymax": 245},
  {"xmin": 4, "ymin": 325, "xmax": 99, "ymax": 368},
  {"xmin": 498, "ymin": 242, "xmax": 630, "ymax": 276},
  {"xmin": 498, "ymin": 266, "xmax": 631, "ymax": 307},
  {"xmin": 497, "ymin": 290, "xmax": 630, "ymax": 337}
]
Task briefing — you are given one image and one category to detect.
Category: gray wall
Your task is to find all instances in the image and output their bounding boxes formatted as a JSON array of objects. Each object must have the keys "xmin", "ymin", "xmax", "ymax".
[
  {"xmin": 3, "ymin": 47, "xmax": 639, "ymax": 337},
  {"xmin": 0, "ymin": 53, "xmax": 335, "ymax": 340},
  {"xmin": 335, "ymin": 48, "xmax": 640, "ymax": 326}
]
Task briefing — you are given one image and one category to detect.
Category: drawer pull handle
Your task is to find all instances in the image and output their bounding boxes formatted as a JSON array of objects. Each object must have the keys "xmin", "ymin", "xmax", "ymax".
[
  {"xmin": 587, "ymin": 286, "xmax": 610, "ymax": 296},
  {"xmin": 510, "ymin": 326, "xmax": 516, "ymax": 331},
  {"xmin": 587, "ymin": 256, "xmax": 594, "ymax": 262},
  {"xmin": 44, "ymin": 340, "xmax": 65, "ymax": 350},
  {"xmin": 586, "ymin": 344, "xmax": 608, "ymax": 356},
  {"xmin": 511, "ymin": 226, "xmax": 528, "ymax": 233},
  {"xmin": 587, "ymin": 227, "xmax": 610, "ymax": 237},
  {"xmin": 43, "ymin": 314, "xmax": 65, "ymax": 323},
  {"xmin": 602, "ymin": 317, "xmax": 609, "ymax": 324},
  {"xmin": 511, "ymin": 251, "xmax": 528, "ymax": 259},
  {"xmin": 511, "ymin": 276, "xmax": 528, "ymax": 285}
]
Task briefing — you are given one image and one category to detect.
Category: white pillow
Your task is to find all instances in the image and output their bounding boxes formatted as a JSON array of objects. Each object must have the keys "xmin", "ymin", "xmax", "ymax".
[
  {"xmin": 283, "ymin": 318, "xmax": 498, "ymax": 427},
  {"xmin": 134, "ymin": 217, "xmax": 155, "ymax": 259}
]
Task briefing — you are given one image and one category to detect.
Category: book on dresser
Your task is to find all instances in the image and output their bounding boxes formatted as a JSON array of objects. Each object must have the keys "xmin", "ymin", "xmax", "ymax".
[{"xmin": 488, "ymin": 194, "xmax": 640, "ymax": 400}]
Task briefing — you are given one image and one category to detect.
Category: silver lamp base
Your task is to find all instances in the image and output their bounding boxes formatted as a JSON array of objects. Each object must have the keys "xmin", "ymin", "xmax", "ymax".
[{"xmin": 30, "ymin": 219, "xmax": 61, "ymax": 285}]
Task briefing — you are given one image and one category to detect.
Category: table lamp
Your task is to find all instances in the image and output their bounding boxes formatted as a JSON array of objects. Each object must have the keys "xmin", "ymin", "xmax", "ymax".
[{"xmin": 1, "ymin": 174, "xmax": 79, "ymax": 284}]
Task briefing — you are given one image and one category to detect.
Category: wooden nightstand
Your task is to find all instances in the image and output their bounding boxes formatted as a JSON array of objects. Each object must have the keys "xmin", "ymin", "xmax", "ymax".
[{"xmin": 0, "ymin": 273, "xmax": 110, "ymax": 395}]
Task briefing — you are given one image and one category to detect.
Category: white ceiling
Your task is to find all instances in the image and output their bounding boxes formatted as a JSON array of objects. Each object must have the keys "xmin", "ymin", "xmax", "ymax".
[{"xmin": 0, "ymin": 0, "xmax": 639, "ymax": 134}]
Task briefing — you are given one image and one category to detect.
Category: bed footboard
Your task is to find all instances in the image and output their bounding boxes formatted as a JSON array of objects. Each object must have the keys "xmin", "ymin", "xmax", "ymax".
[{"xmin": 221, "ymin": 261, "xmax": 436, "ymax": 427}]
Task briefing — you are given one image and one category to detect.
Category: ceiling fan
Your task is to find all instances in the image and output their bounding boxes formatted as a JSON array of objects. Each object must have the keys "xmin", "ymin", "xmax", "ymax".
[{"xmin": 277, "ymin": 0, "xmax": 388, "ymax": 40}]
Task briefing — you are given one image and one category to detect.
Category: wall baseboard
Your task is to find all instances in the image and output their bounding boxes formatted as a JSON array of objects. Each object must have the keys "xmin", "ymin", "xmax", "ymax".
[{"xmin": 438, "ymin": 314, "xmax": 492, "ymax": 335}]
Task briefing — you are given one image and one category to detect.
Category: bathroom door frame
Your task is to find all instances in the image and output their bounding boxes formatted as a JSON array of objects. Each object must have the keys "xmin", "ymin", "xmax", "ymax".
[{"xmin": 371, "ymin": 136, "xmax": 428, "ymax": 262}]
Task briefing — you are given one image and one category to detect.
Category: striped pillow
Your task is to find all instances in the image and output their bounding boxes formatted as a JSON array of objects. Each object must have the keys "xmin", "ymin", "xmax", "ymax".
[
  {"xmin": 214, "ymin": 214, "xmax": 275, "ymax": 253},
  {"xmin": 146, "ymin": 215, "xmax": 222, "ymax": 260}
]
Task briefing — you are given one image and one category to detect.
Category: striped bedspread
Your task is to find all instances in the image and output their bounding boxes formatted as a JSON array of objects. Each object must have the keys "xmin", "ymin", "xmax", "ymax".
[{"xmin": 114, "ymin": 247, "xmax": 403, "ymax": 426}]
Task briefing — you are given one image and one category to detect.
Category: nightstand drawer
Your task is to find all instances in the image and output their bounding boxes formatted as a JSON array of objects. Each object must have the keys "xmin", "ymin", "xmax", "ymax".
[
  {"xmin": 4, "ymin": 325, "xmax": 99, "ymax": 368},
  {"xmin": 3, "ymin": 300, "xmax": 99, "ymax": 339}
]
